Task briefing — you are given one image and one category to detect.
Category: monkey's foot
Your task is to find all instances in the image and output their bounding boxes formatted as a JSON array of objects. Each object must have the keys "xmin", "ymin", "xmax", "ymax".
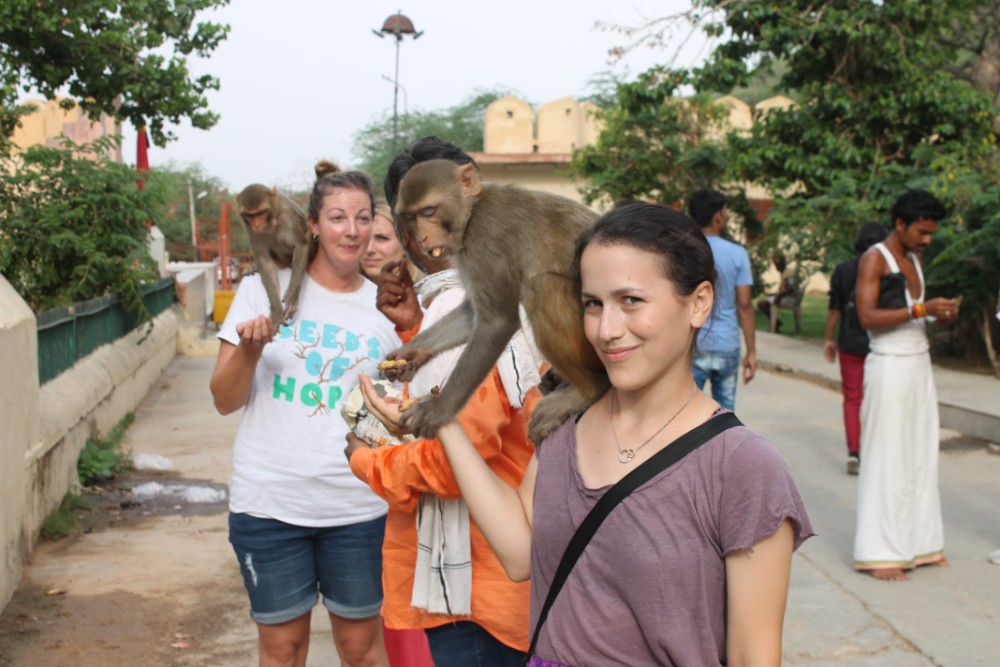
[
  {"xmin": 402, "ymin": 394, "xmax": 459, "ymax": 439},
  {"xmin": 397, "ymin": 386, "xmax": 440, "ymax": 414},
  {"xmin": 529, "ymin": 387, "xmax": 594, "ymax": 444}
]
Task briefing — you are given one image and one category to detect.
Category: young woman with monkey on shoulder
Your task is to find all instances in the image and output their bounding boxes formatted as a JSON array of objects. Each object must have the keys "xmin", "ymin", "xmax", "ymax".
[
  {"xmin": 210, "ymin": 161, "xmax": 396, "ymax": 667},
  {"xmin": 359, "ymin": 202, "xmax": 814, "ymax": 667}
]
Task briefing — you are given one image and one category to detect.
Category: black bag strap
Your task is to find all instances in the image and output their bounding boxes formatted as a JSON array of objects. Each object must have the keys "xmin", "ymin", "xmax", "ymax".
[{"xmin": 528, "ymin": 411, "xmax": 743, "ymax": 657}]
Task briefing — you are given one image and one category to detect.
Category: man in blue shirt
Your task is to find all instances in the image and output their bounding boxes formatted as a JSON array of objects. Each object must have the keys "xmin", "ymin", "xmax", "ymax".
[{"xmin": 688, "ymin": 189, "xmax": 756, "ymax": 411}]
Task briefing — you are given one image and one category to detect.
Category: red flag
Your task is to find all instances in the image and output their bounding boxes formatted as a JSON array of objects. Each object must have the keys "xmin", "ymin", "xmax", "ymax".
[{"xmin": 136, "ymin": 125, "xmax": 149, "ymax": 190}]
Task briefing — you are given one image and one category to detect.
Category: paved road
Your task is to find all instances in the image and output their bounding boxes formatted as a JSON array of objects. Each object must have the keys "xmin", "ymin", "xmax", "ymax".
[
  {"xmin": 739, "ymin": 370, "xmax": 1000, "ymax": 667},
  {"xmin": 3, "ymin": 354, "xmax": 998, "ymax": 666}
]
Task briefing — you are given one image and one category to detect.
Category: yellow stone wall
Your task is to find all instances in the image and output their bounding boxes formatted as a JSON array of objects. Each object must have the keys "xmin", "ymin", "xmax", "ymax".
[{"xmin": 11, "ymin": 97, "xmax": 121, "ymax": 161}]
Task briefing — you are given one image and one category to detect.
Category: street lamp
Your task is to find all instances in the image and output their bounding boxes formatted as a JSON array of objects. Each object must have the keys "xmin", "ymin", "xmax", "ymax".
[{"xmin": 373, "ymin": 11, "xmax": 423, "ymax": 151}]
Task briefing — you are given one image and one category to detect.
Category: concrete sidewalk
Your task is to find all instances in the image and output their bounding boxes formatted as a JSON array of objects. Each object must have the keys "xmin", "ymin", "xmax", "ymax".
[{"xmin": 755, "ymin": 330, "xmax": 1000, "ymax": 443}]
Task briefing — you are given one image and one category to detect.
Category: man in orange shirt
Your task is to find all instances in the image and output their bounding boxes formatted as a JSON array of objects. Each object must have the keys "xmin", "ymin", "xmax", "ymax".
[{"xmin": 345, "ymin": 137, "xmax": 539, "ymax": 667}]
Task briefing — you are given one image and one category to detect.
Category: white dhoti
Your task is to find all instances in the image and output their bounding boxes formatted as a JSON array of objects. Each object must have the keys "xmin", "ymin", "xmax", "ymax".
[{"xmin": 854, "ymin": 350, "xmax": 944, "ymax": 570}]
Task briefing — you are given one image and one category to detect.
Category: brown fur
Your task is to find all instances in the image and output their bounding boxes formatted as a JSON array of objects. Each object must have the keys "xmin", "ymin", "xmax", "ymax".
[
  {"xmin": 235, "ymin": 184, "xmax": 312, "ymax": 324},
  {"xmin": 389, "ymin": 159, "xmax": 607, "ymax": 442}
]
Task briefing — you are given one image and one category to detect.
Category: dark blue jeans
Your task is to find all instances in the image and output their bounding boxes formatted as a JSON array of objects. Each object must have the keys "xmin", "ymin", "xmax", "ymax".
[
  {"xmin": 691, "ymin": 349, "xmax": 740, "ymax": 411},
  {"xmin": 425, "ymin": 621, "xmax": 526, "ymax": 667}
]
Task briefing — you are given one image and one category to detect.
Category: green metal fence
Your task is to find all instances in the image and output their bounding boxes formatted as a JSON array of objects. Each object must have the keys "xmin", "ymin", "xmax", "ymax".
[{"xmin": 36, "ymin": 278, "xmax": 176, "ymax": 385}]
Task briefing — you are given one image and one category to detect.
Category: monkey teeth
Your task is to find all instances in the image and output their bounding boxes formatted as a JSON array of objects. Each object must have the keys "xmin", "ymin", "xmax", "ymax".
[{"xmin": 429, "ymin": 247, "xmax": 446, "ymax": 258}]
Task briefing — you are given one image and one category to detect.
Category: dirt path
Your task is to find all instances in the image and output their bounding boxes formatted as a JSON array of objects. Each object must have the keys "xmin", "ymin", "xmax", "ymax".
[
  {"xmin": 0, "ymin": 357, "xmax": 339, "ymax": 665},
  {"xmin": 0, "ymin": 509, "xmax": 249, "ymax": 666},
  {"xmin": 0, "ymin": 356, "xmax": 261, "ymax": 666}
]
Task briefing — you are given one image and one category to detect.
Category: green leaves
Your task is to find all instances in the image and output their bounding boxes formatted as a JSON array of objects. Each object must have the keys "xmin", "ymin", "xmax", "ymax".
[
  {"xmin": 0, "ymin": 0, "xmax": 229, "ymax": 147},
  {"xmin": 571, "ymin": 66, "xmax": 732, "ymax": 208},
  {"xmin": 0, "ymin": 137, "xmax": 163, "ymax": 312},
  {"xmin": 587, "ymin": 0, "xmax": 1000, "ymax": 365}
]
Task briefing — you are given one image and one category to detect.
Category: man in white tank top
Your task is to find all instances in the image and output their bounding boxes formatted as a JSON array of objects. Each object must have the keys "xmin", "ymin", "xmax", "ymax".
[{"xmin": 851, "ymin": 189, "xmax": 961, "ymax": 582}]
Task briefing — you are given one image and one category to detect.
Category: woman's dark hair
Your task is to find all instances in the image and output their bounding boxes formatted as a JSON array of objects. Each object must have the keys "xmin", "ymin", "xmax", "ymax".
[
  {"xmin": 854, "ymin": 220, "xmax": 888, "ymax": 255},
  {"xmin": 572, "ymin": 202, "xmax": 716, "ymax": 298},
  {"xmin": 308, "ymin": 160, "xmax": 376, "ymax": 221},
  {"xmin": 384, "ymin": 136, "xmax": 477, "ymax": 206}
]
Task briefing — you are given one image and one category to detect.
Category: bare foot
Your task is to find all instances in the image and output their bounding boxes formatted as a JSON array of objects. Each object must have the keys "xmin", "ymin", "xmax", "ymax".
[
  {"xmin": 926, "ymin": 558, "xmax": 950, "ymax": 568},
  {"xmin": 867, "ymin": 568, "xmax": 911, "ymax": 581}
]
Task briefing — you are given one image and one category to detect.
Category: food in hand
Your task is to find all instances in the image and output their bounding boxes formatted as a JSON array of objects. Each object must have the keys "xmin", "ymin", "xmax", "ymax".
[{"xmin": 378, "ymin": 359, "xmax": 409, "ymax": 370}]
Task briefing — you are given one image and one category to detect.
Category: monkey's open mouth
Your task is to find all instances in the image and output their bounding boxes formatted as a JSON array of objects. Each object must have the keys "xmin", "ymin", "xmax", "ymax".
[{"xmin": 426, "ymin": 246, "xmax": 449, "ymax": 259}]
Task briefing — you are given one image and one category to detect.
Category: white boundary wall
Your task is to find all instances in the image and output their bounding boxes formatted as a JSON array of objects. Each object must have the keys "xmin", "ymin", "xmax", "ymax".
[{"xmin": 0, "ymin": 274, "xmax": 179, "ymax": 611}]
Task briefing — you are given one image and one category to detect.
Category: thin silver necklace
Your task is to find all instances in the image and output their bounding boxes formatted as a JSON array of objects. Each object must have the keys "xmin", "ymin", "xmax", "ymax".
[{"xmin": 609, "ymin": 386, "xmax": 699, "ymax": 464}]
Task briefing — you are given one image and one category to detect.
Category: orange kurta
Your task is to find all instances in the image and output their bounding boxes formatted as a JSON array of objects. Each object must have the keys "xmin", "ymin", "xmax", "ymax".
[{"xmin": 350, "ymin": 367, "xmax": 537, "ymax": 652}]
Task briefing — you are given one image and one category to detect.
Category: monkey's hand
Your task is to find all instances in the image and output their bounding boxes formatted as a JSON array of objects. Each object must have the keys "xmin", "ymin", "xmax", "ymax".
[
  {"xmin": 282, "ymin": 300, "xmax": 298, "ymax": 324},
  {"xmin": 380, "ymin": 346, "xmax": 433, "ymax": 382}
]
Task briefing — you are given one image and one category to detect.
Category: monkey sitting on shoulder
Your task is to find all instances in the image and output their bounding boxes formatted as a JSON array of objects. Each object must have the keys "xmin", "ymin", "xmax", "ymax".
[
  {"xmin": 384, "ymin": 159, "xmax": 608, "ymax": 443},
  {"xmin": 236, "ymin": 184, "xmax": 313, "ymax": 325}
]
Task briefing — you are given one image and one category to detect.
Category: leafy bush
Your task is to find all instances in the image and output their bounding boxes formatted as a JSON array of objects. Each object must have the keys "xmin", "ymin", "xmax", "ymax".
[
  {"xmin": 0, "ymin": 137, "xmax": 168, "ymax": 314},
  {"xmin": 78, "ymin": 413, "xmax": 135, "ymax": 486},
  {"xmin": 41, "ymin": 493, "xmax": 93, "ymax": 541}
]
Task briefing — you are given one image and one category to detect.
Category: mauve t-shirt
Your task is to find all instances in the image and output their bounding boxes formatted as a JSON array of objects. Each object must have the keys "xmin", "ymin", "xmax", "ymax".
[{"xmin": 529, "ymin": 411, "xmax": 814, "ymax": 667}]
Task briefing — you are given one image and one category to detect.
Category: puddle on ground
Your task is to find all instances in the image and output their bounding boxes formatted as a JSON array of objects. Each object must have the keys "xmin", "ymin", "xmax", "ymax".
[
  {"xmin": 86, "ymin": 468, "xmax": 230, "ymax": 522},
  {"xmin": 131, "ymin": 480, "xmax": 228, "ymax": 505},
  {"xmin": 121, "ymin": 476, "xmax": 229, "ymax": 518}
]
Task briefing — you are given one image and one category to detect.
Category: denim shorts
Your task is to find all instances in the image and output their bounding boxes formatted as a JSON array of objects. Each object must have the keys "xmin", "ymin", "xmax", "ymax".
[{"xmin": 228, "ymin": 512, "xmax": 386, "ymax": 624}]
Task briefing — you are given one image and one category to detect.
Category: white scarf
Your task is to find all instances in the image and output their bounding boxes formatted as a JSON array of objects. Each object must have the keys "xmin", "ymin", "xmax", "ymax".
[{"xmin": 409, "ymin": 269, "xmax": 541, "ymax": 616}]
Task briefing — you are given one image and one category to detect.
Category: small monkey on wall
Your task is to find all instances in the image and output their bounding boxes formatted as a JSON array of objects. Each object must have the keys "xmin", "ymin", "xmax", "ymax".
[
  {"xmin": 385, "ymin": 159, "xmax": 608, "ymax": 443},
  {"xmin": 235, "ymin": 185, "xmax": 312, "ymax": 325}
]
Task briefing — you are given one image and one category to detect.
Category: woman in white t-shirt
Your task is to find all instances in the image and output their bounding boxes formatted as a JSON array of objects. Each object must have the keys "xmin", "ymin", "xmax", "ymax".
[{"xmin": 211, "ymin": 161, "xmax": 397, "ymax": 667}]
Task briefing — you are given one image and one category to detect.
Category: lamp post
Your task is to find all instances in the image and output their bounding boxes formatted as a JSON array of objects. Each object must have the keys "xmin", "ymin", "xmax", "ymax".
[
  {"xmin": 373, "ymin": 11, "xmax": 423, "ymax": 151},
  {"xmin": 187, "ymin": 180, "xmax": 208, "ymax": 259}
]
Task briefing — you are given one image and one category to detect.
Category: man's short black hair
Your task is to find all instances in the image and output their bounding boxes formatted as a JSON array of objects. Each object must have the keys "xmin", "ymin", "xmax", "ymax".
[
  {"xmin": 688, "ymin": 189, "xmax": 727, "ymax": 229},
  {"xmin": 384, "ymin": 136, "xmax": 477, "ymax": 207},
  {"xmin": 890, "ymin": 189, "xmax": 946, "ymax": 227}
]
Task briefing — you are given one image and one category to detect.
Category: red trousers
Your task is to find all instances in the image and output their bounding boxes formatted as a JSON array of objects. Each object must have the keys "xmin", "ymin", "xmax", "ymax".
[
  {"xmin": 384, "ymin": 624, "xmax": 434, "ymax": 667},
  {"xmin": 839, "ymin": 351, "xmax": 865, "ymax": 455}
]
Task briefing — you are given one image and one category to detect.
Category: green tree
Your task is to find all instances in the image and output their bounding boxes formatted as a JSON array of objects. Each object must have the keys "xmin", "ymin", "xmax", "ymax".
[
  {"xmin": 0, "ymin": 137, "xmax": 166, "ymax": 313},
  {"xmin": 352, "ymin": 89, "xmax": 516, "ymax": 187},
  {"xmin": 571, "ymin": 67, "xmax": 730, "ymax": 208},
  {"xmin": 146, "ymin": 163, "xmax": 240, "ymax": 261},
  {"xmin": 595, "ymin": 1, "xmax": 1000, "ymax": 367},
  {"xmin": 570, "ymin": 67, "xmax": 765, "ymax": 290},
  {"xmin": 0, "ymin": 0, "xmax": 230, "ymax": 151}
]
